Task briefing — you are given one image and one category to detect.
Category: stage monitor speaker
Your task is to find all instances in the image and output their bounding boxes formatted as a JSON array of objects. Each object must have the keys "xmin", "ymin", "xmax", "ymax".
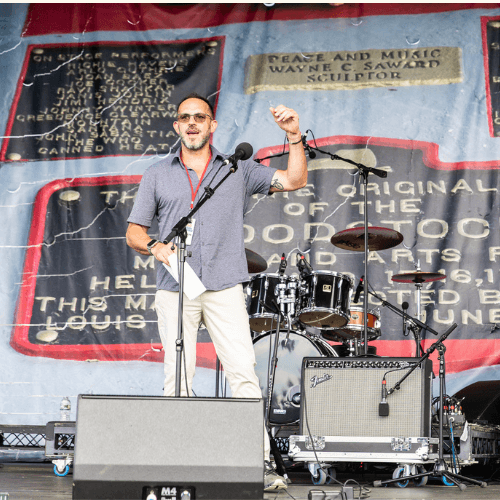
[
  {"xmin": 72, "ymin": 395, "xmax": 264, "ymax": 500},
  {"xmin": 300, "ymin": 357, "xmax": 433, "ymax": 438}
]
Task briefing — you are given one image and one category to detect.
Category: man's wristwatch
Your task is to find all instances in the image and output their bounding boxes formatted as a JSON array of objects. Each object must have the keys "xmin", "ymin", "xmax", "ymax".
[{"xmin": 147, "ymin": 239, "xmax": 160, "ymax": 255}]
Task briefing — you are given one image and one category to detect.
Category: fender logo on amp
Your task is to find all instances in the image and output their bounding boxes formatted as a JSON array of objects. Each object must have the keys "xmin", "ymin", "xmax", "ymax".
[{"xmin": 310, "ymin": 374, "xmax": 332, "ymax": 388}]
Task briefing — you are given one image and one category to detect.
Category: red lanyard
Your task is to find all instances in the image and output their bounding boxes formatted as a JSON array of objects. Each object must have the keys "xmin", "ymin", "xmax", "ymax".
[{"xmin": 180, "ymin": 150, "xmax": 212, "ymax": 209}]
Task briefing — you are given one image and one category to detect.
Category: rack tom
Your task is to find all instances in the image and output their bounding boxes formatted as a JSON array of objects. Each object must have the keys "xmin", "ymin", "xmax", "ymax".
[
  {"xmin": 247, "ymin": 273, "xmax": 285, "ymax": 332},
  {"xmin": 298, "ymin": 271, "xmax": 353, "ymax": 329}
]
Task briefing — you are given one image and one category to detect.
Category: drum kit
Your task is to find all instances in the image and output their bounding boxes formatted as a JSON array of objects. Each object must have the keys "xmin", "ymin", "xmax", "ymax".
[{"xmin": 244, "ymin": 228, "xmax": 446, "ymax": 427}]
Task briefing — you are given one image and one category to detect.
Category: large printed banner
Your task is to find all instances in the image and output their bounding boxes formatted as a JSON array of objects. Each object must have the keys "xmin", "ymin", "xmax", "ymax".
[
  {"xmin": 3, "ymin": 3, "xmax": 500, "ymax": 424},
  {"xmin": 11, "ymin": 135, "xmax": 500, "ymax": 374}
]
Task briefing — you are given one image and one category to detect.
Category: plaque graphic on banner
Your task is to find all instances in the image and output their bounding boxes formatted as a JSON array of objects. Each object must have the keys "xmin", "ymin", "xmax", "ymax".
[{"xmin": 1, "ymin": 38, "xmax": 223, "ymax": 161}]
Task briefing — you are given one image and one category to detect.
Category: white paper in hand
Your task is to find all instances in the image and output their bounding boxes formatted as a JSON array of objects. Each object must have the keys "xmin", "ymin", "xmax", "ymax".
[{"xmin": 162, "ymin": 253, "xmax": 206, "ymax": 300}]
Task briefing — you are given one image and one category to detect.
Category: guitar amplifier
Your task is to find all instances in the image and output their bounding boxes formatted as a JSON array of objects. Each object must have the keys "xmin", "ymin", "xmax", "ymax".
[{"xmin": 300, "ymin": 357, "xmax": 433, "ymax": 438}]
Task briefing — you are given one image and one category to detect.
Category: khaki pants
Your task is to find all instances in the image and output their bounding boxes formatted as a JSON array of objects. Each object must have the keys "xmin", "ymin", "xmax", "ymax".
[{"xmin": 156, "ymin": 284, "xmax": 270, "ymax": 460}]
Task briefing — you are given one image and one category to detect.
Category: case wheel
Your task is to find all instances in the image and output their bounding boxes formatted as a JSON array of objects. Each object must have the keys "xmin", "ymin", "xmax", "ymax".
[
  {"xmin": 413, "ymin": 466, "xmax": 428, "ymax": 487},
  {"xmin": 311, "ymin": 467, "xmax": 327, "ymax": 485},
  {"xmin": 54, "ymin": 464, "xmax": 70, "ymax": 476},
  {"xmin": 392, "ymin": 467, "xmax": 409, "ymax": 488},
  {"xmin": 325, "ymin": 466, "xmax": 337, "ymax": 485}
]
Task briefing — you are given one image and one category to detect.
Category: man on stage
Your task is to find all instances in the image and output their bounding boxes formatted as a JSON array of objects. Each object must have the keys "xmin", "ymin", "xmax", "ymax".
[{"xmin": 126, "ymin": 92, "xmax": 307, "ymax": 491}]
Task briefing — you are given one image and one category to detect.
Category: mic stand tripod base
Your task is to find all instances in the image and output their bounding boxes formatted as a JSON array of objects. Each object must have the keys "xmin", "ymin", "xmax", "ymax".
[
  {"xmin": 373, "ymin": 341, "xmax": 488, "ymax": 490},
  {"xmin": 373, "ymin": 461, "xmax": 487, "ymax": 490}
]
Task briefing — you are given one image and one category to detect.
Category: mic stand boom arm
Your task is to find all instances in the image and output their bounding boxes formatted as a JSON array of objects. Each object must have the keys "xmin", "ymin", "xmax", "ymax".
[
  {"xmin": 255, "ymin": 134, "xmax": 387, "ymax": 179},
  {"xmin": 163, "ymin": 164, "xmax": 240, "ymax": 246},
  {"xmin": 366, "ymin": 287, "xmax": 440, "ymax": 336},
  {"xmin": 386, "ymin": 323, "xmax": 457, "ymax": 397}
]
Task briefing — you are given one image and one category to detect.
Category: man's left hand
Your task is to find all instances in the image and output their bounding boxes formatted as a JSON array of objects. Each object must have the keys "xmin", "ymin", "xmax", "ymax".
[{"xmin": 270, "ymin": 105, "xmax": 300, "ymax": 136}]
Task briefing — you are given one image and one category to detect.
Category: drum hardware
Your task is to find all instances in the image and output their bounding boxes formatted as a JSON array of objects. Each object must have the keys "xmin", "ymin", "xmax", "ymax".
[
  {"xmin": 346, "ymin": 339, "xmax": 357, "ymax": 356},
  {"xmin": 332, "ymin": 340, "xmax": 378, "ymax": 357},
  {"xmin": 392, "ymin": 264, "xmax": 446, "ymax": 356}
]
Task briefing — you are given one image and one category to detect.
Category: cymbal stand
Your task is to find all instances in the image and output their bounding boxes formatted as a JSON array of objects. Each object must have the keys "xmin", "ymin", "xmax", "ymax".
[
  {"xmin": 411, "ymin": 285, "xmax": 423, "ymax": 357},
  {"xmin": 256, "ymin": 292, "xmax": 285, "ymax": 426},
  {"xmin": 355, "ymin": 164, "xmax": 387, "ymax": 354},
  {"xmin": 214, "ymin": 356, "xmax": 227, "ymax": 398},
  {"xmin": 411, "ymin": 261, "xmax": 424, "ymax": 357},
  {"xmin": 374, "ymin": 323, "xmax": 488, "ymax": 490}
]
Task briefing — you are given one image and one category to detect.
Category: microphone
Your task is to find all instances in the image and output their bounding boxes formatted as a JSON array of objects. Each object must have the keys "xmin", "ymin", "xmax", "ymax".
[
  {"xmin": 301, "ymin": 135, "xmax": 316, "ymax": 159},
  {"xmin": 222, "ymin": 142, "xmax": 253, "ymax": 167},
  {"xmin": 278, "ymin": 253, "xmax": 287, "ymax": 276},
  {"xmin": 379, "ymin": 377, "xmax": 389, "ymax": 416},
  {"xmin": 297, "ymin": 252, "xmax": 313, "ymax": 275},
  {"xmin": 402, "ymin": 301, "xmax": 409, "ymax": 336},
  {"xmin": 353, "ymin": 275, "xmax": 364, "ymax": 303}
]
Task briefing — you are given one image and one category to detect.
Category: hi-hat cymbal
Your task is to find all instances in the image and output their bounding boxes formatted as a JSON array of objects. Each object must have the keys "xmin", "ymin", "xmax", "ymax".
[
  {"xmin": 392, "ymin": 271, "xmax": 446, "ymax": 284},
  {"xmin": 331, "ymin": 226, "xmax": 404, "ymax": 252},
  {"xmin": 245, "ymin": 248, "xmax": 267, "ymax": 273}
]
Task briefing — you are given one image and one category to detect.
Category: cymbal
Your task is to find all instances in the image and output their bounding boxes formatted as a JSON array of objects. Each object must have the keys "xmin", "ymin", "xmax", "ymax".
[
  {"xmin": 392, "ymin": 271, "xmax": 446, "ymax": 284},
  {"xmin": 245, "ymin": 248, "xmax": 267, "ymax": 273},
  {"xmin": 331, "ymin": 226, "xmax": 404, "ymax": 252}
]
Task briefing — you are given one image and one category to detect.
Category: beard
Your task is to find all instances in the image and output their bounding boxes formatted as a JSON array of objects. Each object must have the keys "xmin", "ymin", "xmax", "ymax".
[{"xmin": 180, "ymin": 128, "xmax": 211, "ymax": 151}]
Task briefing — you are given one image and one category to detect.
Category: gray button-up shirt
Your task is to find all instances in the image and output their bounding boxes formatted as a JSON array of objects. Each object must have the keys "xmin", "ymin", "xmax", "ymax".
[{"xmin": 127, "ymin": 145, "xmax": 276, "ymax": 292}]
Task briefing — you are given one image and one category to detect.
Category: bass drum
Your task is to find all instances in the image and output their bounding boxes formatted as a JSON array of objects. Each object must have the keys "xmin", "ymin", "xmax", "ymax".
[{"xmin": 253, "ymin": 330, "xmax": 337, "ymax": 425}]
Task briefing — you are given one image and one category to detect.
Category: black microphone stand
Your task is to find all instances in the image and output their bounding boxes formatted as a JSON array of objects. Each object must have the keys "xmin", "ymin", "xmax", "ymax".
[
  {"xmin": 337, "ymin": 152, "xmax": 386, "ymax": 356},
  {"xmin": 365, "ymin": 286, "xmax": 440, "ymax": 337},
  {"xmin": 257, "ymin": 133, "xmax": 387, "ymax": 355},
  {"xmin": 163, "ymin": 160, "xmax": 240, "ymax": 397},
  {"xmin": 257, "ymin": 294, "xmax": 290, "ymax": 482},
  {"xmin": 373, "ymin": 323, "xmax": 488, "ymax": 490}
]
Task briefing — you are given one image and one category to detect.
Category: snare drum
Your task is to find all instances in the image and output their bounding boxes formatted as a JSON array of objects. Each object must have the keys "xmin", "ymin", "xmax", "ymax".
[
  {"xmin": 323, "ymin": 306, "xmax": 381, "ymax": 342},
  {"xmin": 253, "ymin": 330, "xmax": 337, "ymax": 425},
  {"xmin": 298, "ymin": 271, "xmax": 353, "ymax": 329}
]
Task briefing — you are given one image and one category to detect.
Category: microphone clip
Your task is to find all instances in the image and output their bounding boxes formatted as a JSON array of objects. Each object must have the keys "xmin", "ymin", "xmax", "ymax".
[
  {"xmin": 278, "ymin": 253, "xmax": 287, "ymax": 276},
  {"xmin": 353, "ymin": 275, "xmax": 364, "ymax": 304}
]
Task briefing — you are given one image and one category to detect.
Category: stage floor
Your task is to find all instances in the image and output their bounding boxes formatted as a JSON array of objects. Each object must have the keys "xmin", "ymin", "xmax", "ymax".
[{"xmin": 1, "ymin": 463, "xmax": 500, "ymax": 500}]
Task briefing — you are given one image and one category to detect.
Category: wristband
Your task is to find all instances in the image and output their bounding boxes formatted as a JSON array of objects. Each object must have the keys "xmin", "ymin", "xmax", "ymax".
[
  {"xmin": 288, "ymin": 134, "xmax": 303, "ymax": 145},
  {"xmin": 147, "ymin": 239, "xmax": 159, "ymax": 255}
]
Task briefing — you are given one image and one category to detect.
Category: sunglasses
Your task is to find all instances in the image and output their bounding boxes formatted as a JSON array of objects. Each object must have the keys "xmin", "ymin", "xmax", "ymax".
[{"xmin": 176, "ymin": 113, "xmax": 213, "ymax": 123}]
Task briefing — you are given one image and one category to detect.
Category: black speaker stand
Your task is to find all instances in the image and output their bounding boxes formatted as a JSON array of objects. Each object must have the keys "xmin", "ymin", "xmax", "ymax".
[{"xmin": 374, "ymin": 338, "xmax": 488, "ymax": 490}]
